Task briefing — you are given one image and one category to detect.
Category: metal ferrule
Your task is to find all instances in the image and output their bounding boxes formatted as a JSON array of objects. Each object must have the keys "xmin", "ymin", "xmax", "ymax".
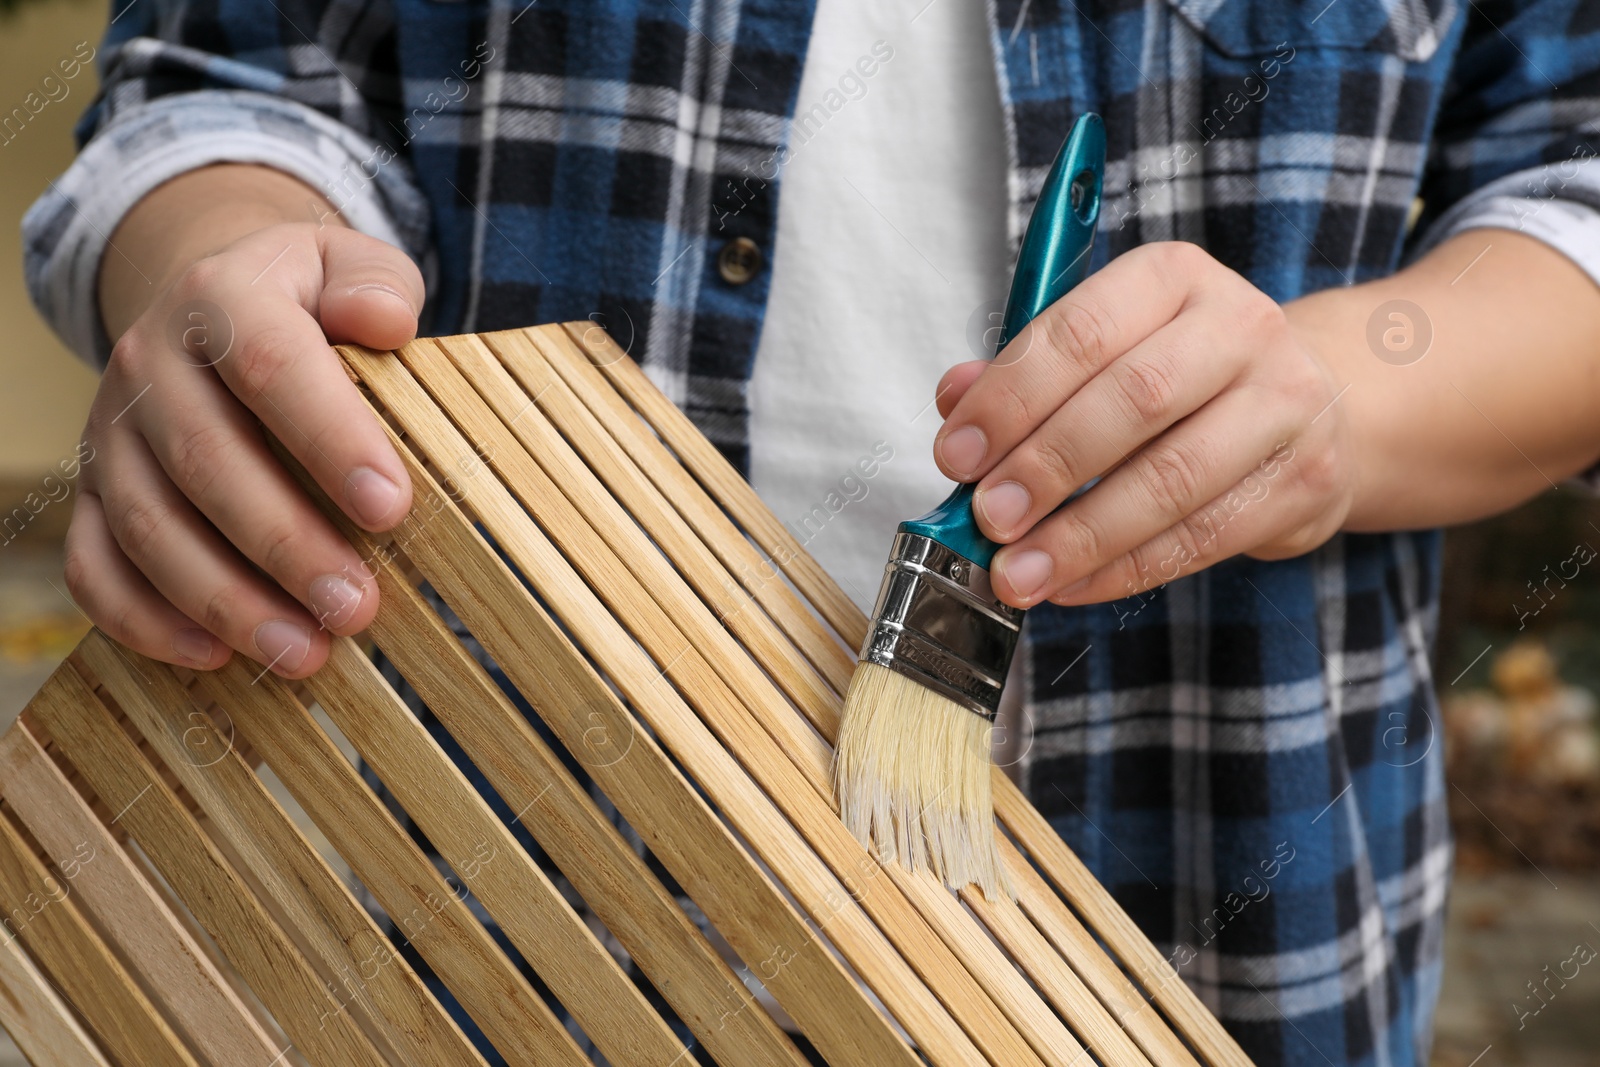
[{"xmin": 859, "ymin": 532, "xmax": 1025, "ymax": 721}]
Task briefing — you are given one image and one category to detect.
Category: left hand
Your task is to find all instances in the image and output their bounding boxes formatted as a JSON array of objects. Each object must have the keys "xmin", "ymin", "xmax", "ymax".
[{"xmin": 933, "ymin": 241, "xmax": 1355, "ymax": 609}]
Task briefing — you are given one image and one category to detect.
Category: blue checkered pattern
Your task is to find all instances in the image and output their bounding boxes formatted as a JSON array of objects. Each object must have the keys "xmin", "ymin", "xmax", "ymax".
[{"xmin": 27, "ymin": 1, "xmax": 1600, "ymax": 1064}]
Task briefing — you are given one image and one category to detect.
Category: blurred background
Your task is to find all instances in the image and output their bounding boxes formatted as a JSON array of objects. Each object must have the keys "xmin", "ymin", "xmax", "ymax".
[{"xmin": 3, "ymin": 4, "xmax": 1599, "ymax": 1066}]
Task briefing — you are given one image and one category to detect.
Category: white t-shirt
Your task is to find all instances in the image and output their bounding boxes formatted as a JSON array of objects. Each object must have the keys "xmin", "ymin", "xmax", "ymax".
[{"xmin": 748, "ymin": 0, "xmax": 1011, "ymax": 611}]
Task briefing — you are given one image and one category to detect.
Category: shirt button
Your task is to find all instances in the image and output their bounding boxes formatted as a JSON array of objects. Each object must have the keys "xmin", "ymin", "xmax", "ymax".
[{"xmin": 717, "ymin": 237, "xmax": 763, "ymax": 285}]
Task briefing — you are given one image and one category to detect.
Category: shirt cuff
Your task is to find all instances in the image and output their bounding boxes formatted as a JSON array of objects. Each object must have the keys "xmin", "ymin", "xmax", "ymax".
[
  {"xmin": 1412, "ymin": 162, "xmax": 1600, "ymax": 492},
  {"xmin": 1411, "ymin": 161, "xmax": 1600, "ymax": 288},
  {"xmin": 22, "ymin": 90, "xmax": 432, "ymax": 368}
]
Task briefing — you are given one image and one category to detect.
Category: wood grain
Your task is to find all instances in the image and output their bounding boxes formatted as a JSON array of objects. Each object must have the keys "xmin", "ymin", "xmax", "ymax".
[
  {"xmin": 0, "ymin": 717, "xmax": 281, "ymax": 1066},
  {"xmin": 28, "ymin": 654, "xmax": 389, "ymax": 1067},
  {"xmin": 273, "ymin": 437, "xmax": 810, "ymax": 1067},
  {"xmin": 0, "ymin": 322, "xmax": 1251, "ymax": 1067},
  {"xmin": 419, "ymin": 334, "xmax": 1099, "ymax": 1067},
  {"xmin": 184, "ymin": 652, "xmax": 591, "ymax": 1067},
  {"xmin": 564, "ymin": 322, "xmax": 1251, "ymax": 1067},
  {"xmin": 364, "ymin": 338, "xmax": 1036, "ymax": 1067},
  {"xmin": 336, "ymin": 360, "xmax": 923, "ymax": 1067},
  {"xmin": 77, "ymin": 632, "xmax": 488, "ymax": 1067},
  {"xmin": 0, "ymin": 902, "xmax": 109, "ymax": 1067},
  {"xmin": 307, "ymin": 636, "xmax": 693, "ymax": 1067},
  {"xmin": 0, "ymin": 799, "xmax": 193, "ymax": 1067}
]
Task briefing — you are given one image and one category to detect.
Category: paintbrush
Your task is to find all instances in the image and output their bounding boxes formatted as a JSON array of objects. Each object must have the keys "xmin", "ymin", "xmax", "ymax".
[{"xmin": 833, "ymin": 113, "xmax": 1105, "ymax": 899}]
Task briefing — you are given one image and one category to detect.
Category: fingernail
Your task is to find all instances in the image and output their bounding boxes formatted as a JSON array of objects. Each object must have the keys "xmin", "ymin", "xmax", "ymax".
[
  {"xmin": 254, "ymin": 620, "xmax": 311, "ymax": 674},
  {"xmin": 939, "ymin": 426, "xmax": 987, "ymax": 477},
  {"xmin": 172, "ymin": 628, "xmax": 216, "ymax": 666},
  {"xmin": 310, "ymin": 574, "xmax": 366, "ymax": 630},
  {"xmin": 977, "ymin": 481, "xmax": 1031, "ymax": 535},
  {"xmin": 998, "ymin": 549, "xmax": 1053, "ymax": 601},
  {"xmin": 349, "ymin": 282, "xmax": 414, "ymax": 313},
  {"xmin": 345, "ymin": 467, "xmax": 402, "ymax": 526}
]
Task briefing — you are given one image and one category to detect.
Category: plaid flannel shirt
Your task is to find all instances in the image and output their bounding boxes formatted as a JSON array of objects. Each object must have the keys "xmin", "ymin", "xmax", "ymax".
[{"xmin": 24, "ymin": 1, "xmax": 1600, "ymax": 1064}]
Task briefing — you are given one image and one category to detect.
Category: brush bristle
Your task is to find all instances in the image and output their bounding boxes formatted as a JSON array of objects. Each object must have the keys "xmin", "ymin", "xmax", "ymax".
[{"xmin": 833, "ymin": 661, "xmax": 1013, "ymax": 900}]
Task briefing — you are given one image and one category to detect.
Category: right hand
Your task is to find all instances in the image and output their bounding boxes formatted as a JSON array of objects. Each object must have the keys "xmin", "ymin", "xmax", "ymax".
[{"xmin": 67, "ymin": 221, "xmax": 426, "ymax": 678}]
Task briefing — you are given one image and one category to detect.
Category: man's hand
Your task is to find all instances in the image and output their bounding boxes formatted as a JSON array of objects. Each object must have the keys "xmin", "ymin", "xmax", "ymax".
[
  {"xmin": 932, "ymin": 241, "xmax": 1353, "ymax": 609},
  {"xmin": 68, "ymin": 166, "xmax": 424, "ymax": 678}
]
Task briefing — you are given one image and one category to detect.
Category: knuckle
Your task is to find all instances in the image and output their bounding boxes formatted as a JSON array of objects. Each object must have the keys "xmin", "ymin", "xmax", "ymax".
[
  {"xmin": 1150, "ymin": 240, "xmax": 1209, "ymax": 277},
  {"xmin": 1098, "ymin": 553, "xmax": 1142, "ymax": 600},
  {"xmin": 1168, "ymin": 516, "xmax": 1213, "ymax": 567},
  {"xmin": 198, "ymin": 583, "xmax": 246, "ymax": 639},
  {"xmin": 1274, "ymin": 526, "xmax": 1324, "ymax": 559},
  {"xmin": 1042, "ymin": 297, "xmax": 1115, "ymax": 372},
  {"xmin": 105, "ymin": 332, "xmax": 144, "ymax": 379},
  {"xmin": 1124, "ymin": 542, "xmax": 1168, "ymax": 590},
  {"xmin": 172, "ymin": 256, "xmax": 228, "ymax": 303},
  {"xmin": 105, "ymin": 600, "xmax": 144, "ymax": 650},
  {"xmin": 1243, "ymin": 290, "xmax": 1286, "ymax": 338},
  {"xmin": 1026, "ymin": 433, "xmax": 1081, "ymax": 488},
  {"xmin": 169, "ymin": 422, "xmax": 241, "ymax": 502},
  {"xmin": 231, "ymin": 326, "xmax": 297, "ymax": 401},
  {"xmin": 1114, "ymin": 358, "xmax": 1177, "ymax": 424},
  {"xmin": 1055, "ymin": 514, "xmax": 1103, "ymax": 564},
  {"xmin": 255, "ymin": 520, "xmax": 303, "ymax": 579},
  {"xmin": 1291, "ymin": 444, "xmax": 1340, "ymax": 497},
  {"xmin": 112, "ymin": 492, "xmax": 176, "ymax": 564},
  {"xmin": 1137, "ymin": 441, "xmax": 1206, "ymax": 513},
  {"xmin": 61, "ymin": 544, "xmax": 93, "ymax": 605}
]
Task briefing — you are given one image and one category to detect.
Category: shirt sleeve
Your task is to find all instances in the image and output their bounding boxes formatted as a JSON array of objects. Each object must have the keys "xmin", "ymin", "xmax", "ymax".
[
  {"xmin": 1411, "ymin": 169, "xmax": 1600, "ymax": 287},
  {"xmin": 1414, "ymin": 0, "xmax": 1600, "ymax": 248},
  {"xmin": 1411, "ymin": 0, "xmax": 1600, "ymax": 488},
  {"xmin": 22, "ymin": 4, "xmax": 432, "ymax": 369}
]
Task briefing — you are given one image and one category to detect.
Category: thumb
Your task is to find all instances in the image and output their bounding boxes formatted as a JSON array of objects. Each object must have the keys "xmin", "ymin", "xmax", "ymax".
[{"xmin": 316, "ymin": 228, "xmax": 426, "ymax": 351}]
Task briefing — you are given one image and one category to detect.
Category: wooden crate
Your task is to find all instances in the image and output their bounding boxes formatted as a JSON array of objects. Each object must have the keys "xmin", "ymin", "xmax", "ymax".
[{"xmin": 0, "ymin": 324, "xmax": 1254, "ymax": 1067}]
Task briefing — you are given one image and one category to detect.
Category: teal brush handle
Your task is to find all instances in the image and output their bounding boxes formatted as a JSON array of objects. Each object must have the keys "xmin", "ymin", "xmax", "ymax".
[{"xmin": 902, "ymin": 112, "xmax": 1105, "ymax": 569}]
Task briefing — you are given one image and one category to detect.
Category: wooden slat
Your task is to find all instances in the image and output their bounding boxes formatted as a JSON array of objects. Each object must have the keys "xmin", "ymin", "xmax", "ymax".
[
  {"xmin": 274, "ymin": 439, "xmax": 810, "ymax": 1067},
  {"xmin": 367, "ymin": 339, "xmax": 1010, "ymax": 1067},
  {"xmin": 336, "ymin": 377, "xmax": 922, "ymax": 1067},
  {"xmin": 404, "ymin": 336, "xmax": 833, "ymax": 781},
  {"xmin": 561, "ymin": 323, "xmax": 865, "ymax": 649},
  {"xmin": 0, "ymin": 801, "xmax": 190, "ymax": 1067},
  {"xmin": 519, "ymin": 327, "xmax": 858, "ymax": 693},
  {"xmin": 479, "ymin": 328, "xmax": 849, "ymax": 730},
  {"xmin": 533, "ymin": 330, "xmax": 1161, "ymax": 1067},
  {"xmin": 1001, "ymin": 847, "xmax": 1197, "ymax": 1065},
  {"xmin": 76, "ymin": 633, "xmax": 487, "ymax": 1067},
  {"xmin": 419, "ymin": 335, "xmax": 1101, "ymax": 1067},
  {"xmin": 306, "ymin": 637, "xmax": 693, "ymax": 1067},
  {"xmin": 996, "ymin": 788, "xmax": 1253, "ymax": 1067},
  {"xmin": 0, "ymin": 905, "xmax": 110, "ymax": 1067},
  {"xmin": 524, "ymin": 329, "xmax": 1164, "ymax": 1062},
  {"xmin": 563, "ymin": 323, "xmax": 1251, "ymax": 1067},
  {"xmin": 5, "ymin": 321, "xmax": 1247, "ymax": 1067},
  {"xmin": 0, "ymin": 718, "xmax": 282, "ymax": 1065},
  {"xmin": 26, "ymin": 655, "xmax": 389, "ymax": 1067},
  {"xmin": 182, "ymin": 656, "xmax": 592, "ymax": 1067},
  {"xmin": 527, "ymin": 323, "xmax": 1181, "ymax": 1066}
]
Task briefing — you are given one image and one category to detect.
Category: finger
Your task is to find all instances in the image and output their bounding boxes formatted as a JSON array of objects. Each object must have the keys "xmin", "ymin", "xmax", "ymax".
[
  {"xmin": 63, "ymin": 492, "xmax": 233, "ymax": 670},
  {"xmin": 989, "ymin": 389, "xmax": 1298, "ymax": 606},
  {"xmin": 198, "ymin": 234, "xmax": 413, "ymax": 532},
  {"xmin": 934, "ymin": 243, "xmax": 1217, "ymax": 482},
  {"xmin": 971, "ymin": 308, "xmax": 1250, "ymax": 542},
  {"xmin": 97, "ymin": 431, "xmax": 330, "ymax": 677},
  {"xmin": 317, "ymin": 228, "xmax": 425, "ymax": 349},
  {"xmin": 934, "ymin": 361, "xmax": 987, "ymax": 420},
  {"xmin": 133, "ymin": 366, "xmax": 379, "ymax": 635},
  {"xmin": 1045, "ymin": 448, "xmax": 1319, "ymax": 606}
]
